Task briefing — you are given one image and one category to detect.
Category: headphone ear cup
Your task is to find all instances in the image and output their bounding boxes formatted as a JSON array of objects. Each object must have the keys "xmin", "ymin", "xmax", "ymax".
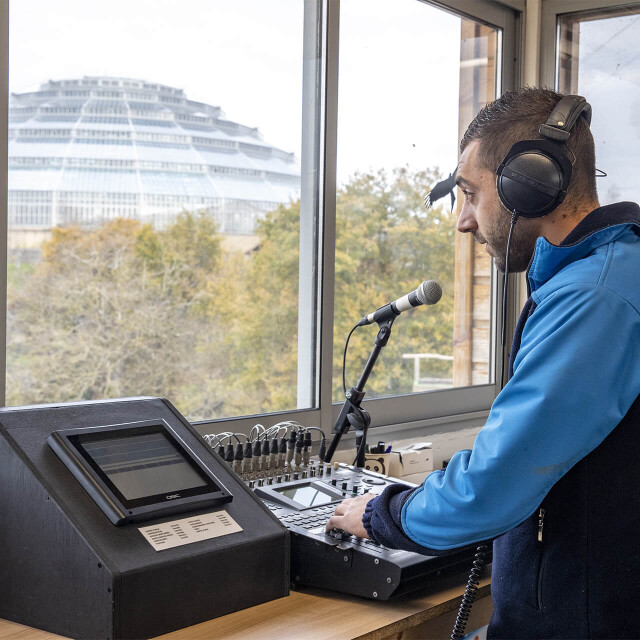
[{"xmin": 496, "ymin": 140, "xmax": 573, "ymax": 219}]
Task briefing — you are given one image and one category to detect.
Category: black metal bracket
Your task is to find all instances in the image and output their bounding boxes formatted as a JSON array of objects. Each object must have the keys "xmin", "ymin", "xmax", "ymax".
[{"xmin": 323, "ymin": 317, "xmax": 395, "ymax": 466}]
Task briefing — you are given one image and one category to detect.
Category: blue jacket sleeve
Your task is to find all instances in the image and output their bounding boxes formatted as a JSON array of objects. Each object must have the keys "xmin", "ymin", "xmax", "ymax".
[
  {"xmin": 393, "ymin": 282, "xmax": 640, "ymax": 550},
  {"xmin": 361, "ymin": 484, "xmax": 427, "ymax": 552},
  {"xmin": 362, "ymin": 483, "xmax": 481, "ymax": 555}
]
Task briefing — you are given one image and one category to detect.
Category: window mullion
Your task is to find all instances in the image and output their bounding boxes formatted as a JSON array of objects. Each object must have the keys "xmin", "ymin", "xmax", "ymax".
[
  {"xmin": 0, "ymin": 0, "xmax": 8, "ymax": 407},
  {"xmin": 297, "ymin": 0, "xmax": 324, "ymax": 409},
  {"xmin": 318, "ymin": 0, "xmax": 340, "ymax": 433}
]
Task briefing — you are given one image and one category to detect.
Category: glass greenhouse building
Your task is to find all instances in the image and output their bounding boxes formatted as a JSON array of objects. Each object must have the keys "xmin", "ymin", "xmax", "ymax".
[{"xmin": 8, "ymin": 76, "xmax": 301, "ymax": 244}]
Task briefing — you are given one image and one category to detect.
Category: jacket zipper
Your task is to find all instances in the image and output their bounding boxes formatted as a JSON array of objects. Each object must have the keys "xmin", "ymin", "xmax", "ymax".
[
  {"xmin": 536, "ymin": 508, "xmax": 545, "ymax": 609},
  {"xmin": 537, "ymin": 507, "xmax": 545, "ymax": 542}
]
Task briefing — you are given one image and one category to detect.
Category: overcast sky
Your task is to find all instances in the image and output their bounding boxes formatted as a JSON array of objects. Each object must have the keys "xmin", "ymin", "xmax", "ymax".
[
  {"xmin": 575, "ymin": 13, "xmax": 640, "ymax": 204},
  {"xmin": 9, "ymin": 1, "xmax": 639, "ymax": 196},
  {"xmin": 9, "ymin": 0, "xmax": 461, "ymax": 185}
]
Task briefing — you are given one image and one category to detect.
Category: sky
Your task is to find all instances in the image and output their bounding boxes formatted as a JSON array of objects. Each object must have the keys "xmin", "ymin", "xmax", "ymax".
[
  {"xmin": 336, "ymin": 1, "xmax": 461, "ymax": 182},
  {"xmin": 10, "ymin": 0, "xmax": 638, "ymax": 196},
  {"xmin": 571, "ymin": 13, "xmax": 640, "ymax": 204},
  {"xmin": 9, "ymin": 0, "xmax": 462, "ymax": 186}
]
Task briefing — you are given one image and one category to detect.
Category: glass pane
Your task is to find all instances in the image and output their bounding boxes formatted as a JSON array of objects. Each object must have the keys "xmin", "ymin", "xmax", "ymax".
[
  {"xmin": 7, "ymin": 0, "xmax": 312, "ymax": 420},
  {"xmin": 334, "ymin": 0, "xmax": 499, "ymax": 402},
  {"xmin": 557, "ymin": 4, "xmax": 640, "ymax": 205}
]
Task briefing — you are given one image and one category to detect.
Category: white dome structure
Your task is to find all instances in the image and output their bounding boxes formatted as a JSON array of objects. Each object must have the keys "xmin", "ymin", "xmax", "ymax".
[{"xmin": 8, "ymin": 76, "xmax": 301, "ymax": 240}]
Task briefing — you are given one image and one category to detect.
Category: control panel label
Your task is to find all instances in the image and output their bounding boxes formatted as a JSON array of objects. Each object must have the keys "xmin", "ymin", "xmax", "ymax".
[{"xmin": 139, "ymin": 510, "xmax": 242, "ymax": 551}]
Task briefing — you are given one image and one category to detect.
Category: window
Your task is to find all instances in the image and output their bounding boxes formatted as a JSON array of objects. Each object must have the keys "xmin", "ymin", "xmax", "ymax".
[
  {"xmin": 2, "ymin": 0, "xmax": 518, "ymax": 436},
  {"xmin": 329, "ymin": 0, "xmax": 516, "ymax": 430},
  {"xmin": 334, "ymin": 0, "xmax": 500, "ymax": 403},
  {"xmin": 6, "ymin": 0, "xmax": 308, "ymax": 422},
  {"xmin": 553, "ymin": 2, "xmax": 640, "ymax": 204}
]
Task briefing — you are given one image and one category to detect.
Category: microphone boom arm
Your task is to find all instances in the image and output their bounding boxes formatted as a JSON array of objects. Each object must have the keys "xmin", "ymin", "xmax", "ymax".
[{"xmin": 323, "ymin": 317, "xmax": 395, "ymax": 466}]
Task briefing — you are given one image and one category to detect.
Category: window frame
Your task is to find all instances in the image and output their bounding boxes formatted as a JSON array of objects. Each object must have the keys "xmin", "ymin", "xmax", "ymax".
[
  {"xmin": 0, "ymin": 0, "xmax": 7, "ymax": 409},
  {"xmin": 540, "ymin": 0, "xmax": 640, "ymax": 87},
  {"xmin": 324, "ymin": 0, "xmax": 523, "ymax": 435},
  {"xmin": 0, "ymin": 0, "xmax": 523, "ymax": 442}
]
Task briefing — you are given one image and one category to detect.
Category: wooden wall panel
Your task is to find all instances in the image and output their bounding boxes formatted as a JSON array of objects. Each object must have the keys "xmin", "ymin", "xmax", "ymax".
[{"xmin": 453, "ymin": 20, "xmax": 497, "ymax": 387}]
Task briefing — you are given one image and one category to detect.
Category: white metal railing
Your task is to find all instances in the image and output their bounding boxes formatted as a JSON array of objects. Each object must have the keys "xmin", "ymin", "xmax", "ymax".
[{"xmin": 402, "ymin": 353, "xmax": 454, "ymax": 391}]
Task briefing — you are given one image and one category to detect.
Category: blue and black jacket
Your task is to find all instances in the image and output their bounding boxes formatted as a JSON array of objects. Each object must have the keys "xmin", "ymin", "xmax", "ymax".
[{"xmin": 362, "ymin": 201, "xmax": 640, "ymax": 638}]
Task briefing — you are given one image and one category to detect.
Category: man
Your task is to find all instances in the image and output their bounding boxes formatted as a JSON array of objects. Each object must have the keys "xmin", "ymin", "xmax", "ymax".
[{"xmin": 326, "ymin": 87, "xmax": 640, "ymax": 639}]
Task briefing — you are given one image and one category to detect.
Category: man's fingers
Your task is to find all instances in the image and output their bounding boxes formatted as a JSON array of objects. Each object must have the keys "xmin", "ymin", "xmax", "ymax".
[
  {"xmin": 325, "ymin": 499, "xmax": 347, "ymax": 531},
  {"xmin": 333, "ymin": 496, "xmax": 357, "ymax": 512},
  {"xmin": 325, "ymin": 515, "xmax": 342, "ymax": 532},
  {"xmin": 327, "ymin": 497, "xmax": 351, "ymax": 520},
  {"xmin": 324, "ymin": 493, "xmax": 375, "ymax": 536},
  {"xmin": 332, "ymin": 503, "xmax": 346, "ymax": 516}
]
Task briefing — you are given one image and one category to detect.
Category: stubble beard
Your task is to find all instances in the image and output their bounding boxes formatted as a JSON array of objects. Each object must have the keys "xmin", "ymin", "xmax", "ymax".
[{"xmin": 479, "ymin": 207, "xmax": 541, "ymax": 273}]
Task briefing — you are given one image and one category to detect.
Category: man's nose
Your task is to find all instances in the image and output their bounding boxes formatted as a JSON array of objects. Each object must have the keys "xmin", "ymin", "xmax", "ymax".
[{"xmin": 456, "ymin": 202, "xmax": 477, "ymax": 234}]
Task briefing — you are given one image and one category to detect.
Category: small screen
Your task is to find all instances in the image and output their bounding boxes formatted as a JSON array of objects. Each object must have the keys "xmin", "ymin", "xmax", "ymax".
[
  {"xmin": 275, "ymin": 483, "xmax": 336, "ymax": 507},
  {"xmin": 81, "ymin": 432, "xmax": 207, "ymax": 501}
]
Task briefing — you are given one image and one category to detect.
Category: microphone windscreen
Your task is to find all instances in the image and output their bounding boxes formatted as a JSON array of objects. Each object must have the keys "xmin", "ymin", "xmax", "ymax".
[{"xmin": 417, "ymin": 280, "xmax": 442, "ymax": 305}]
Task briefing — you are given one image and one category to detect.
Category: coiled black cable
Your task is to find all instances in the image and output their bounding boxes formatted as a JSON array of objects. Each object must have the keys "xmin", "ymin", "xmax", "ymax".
[
  {"xmin": 451, "ymin": 211, "xmax": 517, "ymax": 640},
  {"xmin": 450, "ymin": 544, "xmax": 489, "ymax": 640}
]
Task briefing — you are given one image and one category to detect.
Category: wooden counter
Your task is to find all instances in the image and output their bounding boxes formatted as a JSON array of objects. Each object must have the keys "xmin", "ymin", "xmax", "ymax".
[{"xmin": 0, "ymin": 568, "xmax": 491, "ymax": 640}]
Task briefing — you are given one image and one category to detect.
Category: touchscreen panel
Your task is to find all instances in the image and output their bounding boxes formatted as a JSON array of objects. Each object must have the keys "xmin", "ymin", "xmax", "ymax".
[
  {"xmin": 81, "ymin": 432, "xmax": 207, "ymax": 501},
  {"xmin": 275, "ymin": 483, "xmax": 336, "ymax": 507}
]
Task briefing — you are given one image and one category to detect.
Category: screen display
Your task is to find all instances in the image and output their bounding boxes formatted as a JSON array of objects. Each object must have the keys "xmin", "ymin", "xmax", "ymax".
[
  {"xmin": 81, "ymin": 432, "xmax": 207, "ymax": 501},
  {"xmin": 275, "ymin": 483, "xmax": 336, "ymax": 507}
]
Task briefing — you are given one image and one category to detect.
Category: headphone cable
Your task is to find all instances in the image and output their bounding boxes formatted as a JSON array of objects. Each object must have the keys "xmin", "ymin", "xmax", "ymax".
[
  {"xmin": 500, "ymin": 210, "xmax": 519, "ymax": 389},
  {"xmin": 450, "ymin": 211, "xmax": 518, "ymax": 640}
]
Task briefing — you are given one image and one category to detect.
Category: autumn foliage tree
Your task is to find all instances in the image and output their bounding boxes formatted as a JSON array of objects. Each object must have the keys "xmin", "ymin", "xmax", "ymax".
[
  {"xmin": 7, "ymin": 212, "xmax": 228, "ymax": 418},
  {"xmin": 332, "ymin": 167, "xmax": 455, "ymax": 401},
  {"xmin": 6, "ymin": 168, "xmax": 455, "ymax": 420}
]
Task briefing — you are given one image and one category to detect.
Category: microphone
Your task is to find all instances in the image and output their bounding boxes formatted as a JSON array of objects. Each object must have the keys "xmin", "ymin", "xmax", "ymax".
[{"xmin": 358, "ymin": 280, "xmax": 442, "ymax": 326}]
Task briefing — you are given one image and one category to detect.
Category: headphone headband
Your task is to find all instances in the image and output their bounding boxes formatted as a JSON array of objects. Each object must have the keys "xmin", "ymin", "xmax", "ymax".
[{"xmin": 539, "ymin": 95, "xmax": 592, "ymax": 143}]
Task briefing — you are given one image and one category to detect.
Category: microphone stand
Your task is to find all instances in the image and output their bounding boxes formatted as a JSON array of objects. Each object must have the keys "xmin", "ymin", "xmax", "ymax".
[{"xmin": 323, "ymin": 317, "xmax": 396, "ymax": 467}]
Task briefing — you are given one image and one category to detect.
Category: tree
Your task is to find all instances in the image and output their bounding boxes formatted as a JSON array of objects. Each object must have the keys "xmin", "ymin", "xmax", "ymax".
[
  {"xmin": 6, "ymin": 168, "xmax": 456, "ymax": 420},
  {"xmin": 206, "ymin": 202, "xmax": 301, "ymax": 415},
  {"xmin": 214, "ymin": 167, "xmax": 456, "ymax": 413},
  {"xmin": 6, "ymin": 213, "xmax": 227, "ymax": 417},
  {"xmin": 331, "ymin": 167, "xmax": 456, "ymax": 401}
]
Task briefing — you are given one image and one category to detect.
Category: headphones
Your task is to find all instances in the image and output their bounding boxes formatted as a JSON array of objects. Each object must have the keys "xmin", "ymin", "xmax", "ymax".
[{"xmin": 496, "ymin": 94, "xmax": 592, "ymax": 219}]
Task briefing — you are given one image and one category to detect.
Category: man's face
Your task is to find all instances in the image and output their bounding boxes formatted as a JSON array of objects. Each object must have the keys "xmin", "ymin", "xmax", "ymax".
[{"xmin": 455, "ymin": 140, "xmax": 541, "ymax": 273}]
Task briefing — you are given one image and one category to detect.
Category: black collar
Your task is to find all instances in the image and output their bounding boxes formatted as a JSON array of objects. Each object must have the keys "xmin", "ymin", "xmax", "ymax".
[
  {"xmin": 524, "ymin": 201, "xmax": 640, "ymax": 297},
  {"xmin": 560, "ymin": 201, "xmax": 640, "ymax": 247}
]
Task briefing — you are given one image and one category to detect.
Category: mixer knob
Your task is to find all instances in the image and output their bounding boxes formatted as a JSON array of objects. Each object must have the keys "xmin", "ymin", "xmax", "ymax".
[{"xmin": 327, "ymin": 528, "xmax": 351, "ymax": 541}]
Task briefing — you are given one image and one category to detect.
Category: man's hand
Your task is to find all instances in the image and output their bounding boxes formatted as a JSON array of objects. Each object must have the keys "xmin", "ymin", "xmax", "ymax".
[{"xmin": 325, "ymin": 493, "xmax": 377, "ymax": 538}]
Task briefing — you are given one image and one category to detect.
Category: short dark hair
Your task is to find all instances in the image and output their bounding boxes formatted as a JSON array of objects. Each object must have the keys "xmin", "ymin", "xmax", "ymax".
[{"xmin": 460, "ymin": 87, "xmax": 598, "ymax": 206}]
